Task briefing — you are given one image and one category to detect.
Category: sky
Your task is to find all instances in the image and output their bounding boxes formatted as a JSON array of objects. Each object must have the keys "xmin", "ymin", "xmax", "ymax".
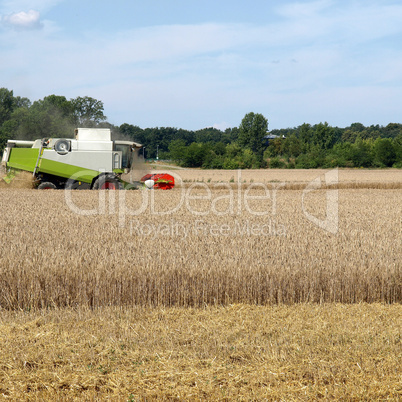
[{"xmin": 1, "ymin": 0, "xmax": 402, "ymax": 131}]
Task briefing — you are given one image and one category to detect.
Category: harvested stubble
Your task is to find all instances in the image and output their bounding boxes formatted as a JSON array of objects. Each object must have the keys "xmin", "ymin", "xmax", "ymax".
[
  {"xmin": 173, "ymin": 167, "xmax": 402, "ymax": 185},
  {"xmin": 0, "ymin": 304, "xmax": 401, "ymax": 400},
  {"xmin": 0, "ymin": 187, "xmax": 400, "ymax": 309},
  {"xmin": 162, "ymin": 168, "xmax": 402, "ymax": 190},
  {"xmin": 179, "ymin": 181, "xmax": 402, "ymax": 190}
]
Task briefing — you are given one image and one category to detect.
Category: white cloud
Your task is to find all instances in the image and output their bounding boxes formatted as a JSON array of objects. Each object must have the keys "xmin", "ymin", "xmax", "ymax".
[
  {"xmin": 0, "ymin": 0, "xmax": 62, "ymax": 14},
  {"xmin": 2, "ymin": 9, "xmax": 43, "ymax": 30}
]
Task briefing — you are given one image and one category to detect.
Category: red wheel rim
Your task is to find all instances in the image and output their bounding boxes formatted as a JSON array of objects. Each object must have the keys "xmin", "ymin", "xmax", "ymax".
[{"xmin": 101, "ymin": 182, "xmax": 116, "ymax": 190}]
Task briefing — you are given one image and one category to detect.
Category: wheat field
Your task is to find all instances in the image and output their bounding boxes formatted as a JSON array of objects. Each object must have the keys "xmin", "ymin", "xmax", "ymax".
[
  {"xmin": 0, "ymin": 168, "xmax": 401, "ymax": 399},
  {"xmin": 0, "ymin": 187, "xmax": 400, "ymax": 308},
  {"xmin": 149, "ymin": 165, "xmax": 402, "ymax": 185}
]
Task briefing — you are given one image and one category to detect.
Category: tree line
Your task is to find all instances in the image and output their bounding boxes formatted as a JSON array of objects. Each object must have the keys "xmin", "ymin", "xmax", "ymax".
[{"xmin": 1, "ymin": 88, "xmax": 401, "ymax": 168}]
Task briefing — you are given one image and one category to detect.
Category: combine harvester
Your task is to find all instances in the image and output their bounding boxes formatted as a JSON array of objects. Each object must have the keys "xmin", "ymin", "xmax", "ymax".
[{"xmin": 1, "ymin": 128, "xmax": 174, "ymax": 190}]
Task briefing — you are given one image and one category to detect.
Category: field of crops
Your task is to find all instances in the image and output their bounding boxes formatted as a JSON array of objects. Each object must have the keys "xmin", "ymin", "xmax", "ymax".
[
  {"xmin": 0, "ymin": 168, "xmax": 401, "ymax": 399},
  {"xmin": 150, "ymin": 165, "xmax": 402, "ymax": 185},
  {"xmin": 1, "ymin": 304, "xmax": 401, "ymax": 400}
]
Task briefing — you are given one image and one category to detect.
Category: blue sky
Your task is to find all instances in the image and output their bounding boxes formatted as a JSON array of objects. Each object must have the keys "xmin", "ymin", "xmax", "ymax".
[{"xmin": 1, "ymin": 0, "xmax": 402, "ymax": 131}]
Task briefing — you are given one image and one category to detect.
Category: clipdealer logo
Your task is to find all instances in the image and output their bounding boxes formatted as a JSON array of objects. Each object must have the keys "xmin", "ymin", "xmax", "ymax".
[
  {"xmin": 64, "ymin": 169, "xmax": 283, "ymax": 221},
  {"xmin": 302, "ymin": 168, "xmax": 339, "ymax": 234},
  {"xmin": 129, "ymin": 218, "xmax": 286, "ymax": 239},
  {"xmin": 64, "ymin": 168, "xmax": 339, "ymax": 235}
]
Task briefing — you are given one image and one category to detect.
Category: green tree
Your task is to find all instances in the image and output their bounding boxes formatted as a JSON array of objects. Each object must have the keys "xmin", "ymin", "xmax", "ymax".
[
  {"xmin": 349, "ymin": 138, "xmax": 373, "ymax": 167},
  {"xmin": 264, "ymin": 137, "xmax": 283, "ymax": 158},
  {"xmin": 0, "ymin": 89, "xmax": 31, "ymax": 148},
  {"xmin": 225, "ymin": 142, "xmax": 243, "ymax": 159},
  {"xmin": 195, "ymin": 127, "xmax": 223, "ymax": 143},
  {"xmin": 168, "ymin": 139, "xmax": 187, "ymax": 162},
  {"xmin": 384, "ymin": 123, "xmax": 402, "ymax": 139},
  {"xmin": 373, "ymin": 138, "xmax": 396, "ymax": 167},
  {"xmin": 71, "ymin": 96, "xmax": 106, "ymax": 125},
  {"xmin": 222, "ymin": 127, "xmax": 239, "ymax": 143},
  {"xmin": 287, "ymin": 134, "xmax": 301, "ymax": 157},
  {"xmin": 13, "ymin": 96, "xmax": 31, "ymax": 109},
  {"xmin": 348, "ymin": 122, "xmax": 365, "ymax": 132},
  {"xmin": 311, "ymin": 122, "xmax": 338, "ymax": 149},
  {"xmin": 393, "ymin": 135, "xmax": 402, "ymax": 167},
  {"xmin": 119, "ymin": 123, "xmax": 144, "ymax": 142},
  {"xmin": 297, "ymin": 123, "xmax": 312, "ymax": 153},
  {"xmin": 341, "ymin": 129, "xmax": 358, "ymax": 143},
  {"xmin": 43, "ymin": 95, "xmax": 74, "ymax": 117},
  {"xmin": 0, "ymin": 88, "xmax": 15, "ymax": 125},
  {"xmin": 213, "ymin": 142, "xmax": 226, "ymax": 156},
  {"xmin": 238, "ymin": 112, "xmax": 268, "ymax": 160},
  {"xmin": 19, "ymin": 95, "xmax": 76, "ymax": 139},
  {"xmin": 182, "ymin": 143, "xmax": 208, "ymax": 167}
]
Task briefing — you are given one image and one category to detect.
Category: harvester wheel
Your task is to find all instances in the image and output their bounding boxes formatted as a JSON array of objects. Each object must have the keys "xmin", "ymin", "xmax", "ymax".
[
  {"xmin": 38, "ymin": 181, "xmax": 57, "ymax": 190},
  {"xmin": 93, "ymin": 176, "xmax": 123, "ymax": 190},
  {"xmin": 65, "ymin": 180, "xmax": 90, "ymax": 190}
]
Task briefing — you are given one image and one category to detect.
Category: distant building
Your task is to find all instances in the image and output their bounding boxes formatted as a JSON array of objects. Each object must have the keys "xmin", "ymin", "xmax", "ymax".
[{"xmin": 263, "ymin": 134, "xmax": 286, "ymax": 146}]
